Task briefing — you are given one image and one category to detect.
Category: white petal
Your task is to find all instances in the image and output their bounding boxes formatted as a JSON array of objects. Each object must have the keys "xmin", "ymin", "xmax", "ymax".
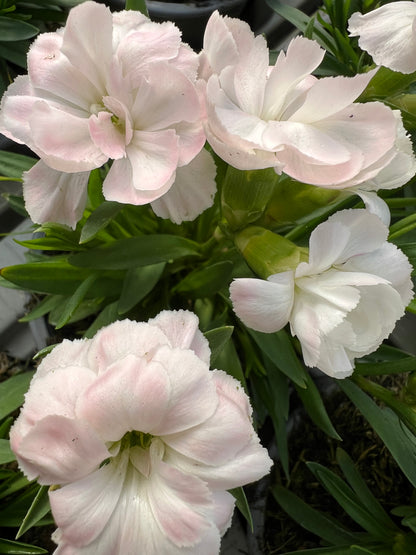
[
  {"xmin": 298, "ymin": 209, "xmax": 388, "ymax": 274},
  {"xmin": 77, "ymin": 354, "xmax": 171, "ymax": 441},
  {"xmin": 163, "ymin": 370, "xmax": 259, "ymax": 466},
  {"xmin": 13, "ymin": 415, "xmax": 109, "ymax": 485},
  {"xmin": 86, "ymin": 319, "xmax": 169, "ymax": 374},
  {"xmin": 149, "ymin": 309, "xmax": 211, "ymax": 364},
  {"xmin": 23, "ymin": 161, "xmax": 89, "ymax": 229},
  {"xmin": 60, "ymin": 1, "xmax": 113, "ymax": 91},
  {"xmin": 354, "ymin": 190, "xmax": 391, "ymax": 226},
  {"xmin": 149, "ymin": 346, "xmax": 218, "ymax": 436},
  {"xmin": 263, "ymin": 36, "xmax": 324, "ymax": 120},
  {"xmin": 49, "ymin": 451, "xmax": 129, "ymax": 547},
  {"xmin": 151, "ymin": 148, "xmax": 217, "ymax": 224},
  {"xmin": 27, "ymin": 32, "xmax": 100, "ymax": 110},
  {"xmin": 348, "ymin": 3, "xmax": 416, "ymax": 73},
  {"xmin": 230, "ymin": 273, "xmax": 294, "ymax": 333}
]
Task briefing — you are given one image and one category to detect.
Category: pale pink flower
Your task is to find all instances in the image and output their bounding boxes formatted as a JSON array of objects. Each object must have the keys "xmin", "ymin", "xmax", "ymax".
[
  {"xmin": 0, "ymin": 1, "xmax": 208, "ymax": 227},
  {"xmin": 10, "ymin": 311, "xmax": 272, "ymax": 554},
  {"xmin": 200, "ymin": 12, "xmax": 401, "ymax": 188},
  {"xmin": 349, "ymin": 1, "xmax": 416, "ymax": 74},
  {"xmin": 230, "ymin": 210, "xmax": 413, "ymax": 378}
]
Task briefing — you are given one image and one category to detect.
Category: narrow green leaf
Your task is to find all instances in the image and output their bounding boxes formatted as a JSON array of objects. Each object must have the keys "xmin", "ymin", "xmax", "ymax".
[
  {"xmin": 390, "ymin": 215, "xmax": 416, "ymax": 240},
  {"xmin": 33, "ymin": 344, "xmax": 58, "ymax": 361},
  {"xmin": 251, "ymin": 364, "xmax": 290, "ymax": 477},
  {"xmin": 204, "ymin": 326, "xmax": 234, "ymax": 366},
  {"xmin": 70, "ymin": 235, "xmax": 200, "ymax": 270},
  {"xmin": 0, "ymin": 417, "xmax": 12, "ymax": 439},
  {"xmin": 282, "ymin": 546, "xmax": 388, "ymax": 555},
  {"xmin": 175, "ymin": 261, "xmax": 233, "ymax": 298},
  {"xmin": 1, "ymin": 260, "xmax": 123, "ymax": 296},
  {"xmin": 0, "ymin": 473, "xmax": 30, "ymax": 500},
  {"xmin": 0, "ymin": 151, "xmax": 36, "ymax": 178},
  {"xmin": 55, "ymin": 274, "xmax": 97, "ymax": 329},
  {"xmin": 16, "ymin": 486, "xmax": 50, "ymax": 539},
  {"xmin": 295, "ymin": 372, "xmax": 341, "ymax": 440},
  {"xmin": 0, "ymin": 439, "xmax": 15, "ymax": 464},
  {"xmin": 84, "ymin": 301, "xmax": 119, "ymax": 339},
  {"xmin": 271, "ymin": 485, "xmax": 363, "ymax": 545},
  {"xmin": 335, "ymin": 448, "xmax": 399, "ymax": 532},
  {"xmin": 0, "ymin": 539, "xmax": 47, "ymax": 554},
  {"xmin": 339, "ymin": 379, "xmax": 416, "ymax": 489},
  {"xmin": 229, "ymin": 487, "xmax": 253, "ymax": 532},
  {"xmin": 248, "ymin": 329, "xmax": 307, "ymax": 388},
  {"xmin": 14, "ymin": 237, "xmax": 84, "ymax": 251},
  {"xmin": 214, "ymin": 339, "xmax": 247, "ymax": 390},
  {"xmin": 125, "ymin": 0, "xmax": 148, "ymax": 16},
  {"xmin": 0, "ymin": 372, "xmax": 33, "ymax": 420},
  {"xmin": 118, "ymin": 263, "xmax": 165, "ymax": 314},
  {"xmin": 80, "ymin": 201, "xmax": 122, "ymax": 244},
  {"xmin": 304, "ymin": 462, "xmax": 393, "ymax": 541},
  {"xmin": 19, "ymin": 295, "xmax": 63, "ymax": 323},
  {"xmin": 0, "ymin": 17, "xmax": 38, "ymax": 41},
  {"xmin": 355, "ymin": 356, "xmax": 416, "ymax": 376}
]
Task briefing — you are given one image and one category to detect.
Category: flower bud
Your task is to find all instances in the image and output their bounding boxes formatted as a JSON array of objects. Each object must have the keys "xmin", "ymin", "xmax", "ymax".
[{"xmin": 234, "ymin": 226, "xmax": 307, "ymax": 279}]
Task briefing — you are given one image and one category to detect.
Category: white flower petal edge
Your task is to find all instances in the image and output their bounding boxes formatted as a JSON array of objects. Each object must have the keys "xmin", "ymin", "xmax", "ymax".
[
  {"xmin": 23, "ymin": 161, "xmax": 89, "ymax": 229},
  {"xmin": 151, "ymin": 148, "xmax": 217, "ymax": 224},
  {"xmin": 230, "ymin": 209, "xmax": 414, "ymax": 378},
  {"xmin": 10, "ymin": 310, "xmax": 272, "ymax": 554},
  {"xmin": 348, "ymin": 1, "xmax": 416, "ymax": 74}
]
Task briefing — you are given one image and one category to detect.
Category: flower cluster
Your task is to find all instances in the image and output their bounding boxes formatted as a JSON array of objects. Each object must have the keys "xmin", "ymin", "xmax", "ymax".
[
  {"xmin": 11, "ymin": 311, "xmax": 272, "ymax": 553},
  {"xmin": 1, "ymin": 2, "xmax": 415, "ymax": 227},
  {"xmin": 2, "ymin": 1, "xmax": 416, "ymax": 553}
]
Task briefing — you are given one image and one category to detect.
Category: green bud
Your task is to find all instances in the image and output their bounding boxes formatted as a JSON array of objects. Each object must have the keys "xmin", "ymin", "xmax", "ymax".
[
  {"xmin": 234, "ymin": 226, "xmax": 308, "ymax": 279},
  {"xmin": 263, "ymin": 175, "xmax": 340, "ymax": 225},
  {"xmin": 221, "ymin": 166, "xmax": 279, "ymax": 230}
]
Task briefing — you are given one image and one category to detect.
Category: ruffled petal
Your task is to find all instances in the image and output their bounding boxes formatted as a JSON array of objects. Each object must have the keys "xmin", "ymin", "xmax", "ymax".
[
  {"xmin": 27, "ymin": 32, "xmax": 99, "ymax": 110},
  {"xmin": 23, "ymin": 161, "xmax": 89, "ymax": 229},
  {"xmin": 29, "ymin": 101, "xmax": 108, "ymax": 171},
  {"xmin": 149, "ymin": 309, "xmax": 211, "ymax": 365},
  {"xmin": 151, "ymin": 148, "xmax": 217, "ymax": 224},
  {"xmin": 341, "ymin": 242, "xmax": 414, "ymax": 307},
  {"xmin": 263, "ymin": 36, "xmax": 325, "ymax": 120},
  {"xmin": 49, "ymin": 451, "xmax": 129, "ymax": 547},
  {"xmin": 60, "ymin": 1, "xmax": 113, "ymax": 91},
  {"xmin": 297, "ymin": 209, "xmax": 388, "ymax": 274},
  {"xmin": 163, "ymin": 370, "xmax": 256, "ymax": 466},
  {"xmin": 86, "ymin": 319, "xmax": 169, "ymax": 374},
  {"xmin": 149, "ymin": 346, "xmax": 218, "ymax": 436},
  {"xmin": 348, "ymin": 2, "xmax": 416, "ymax": 73},
  {"xmin": 130, "ymin": 64, "xmax": 201, "ymax": 132},
  {"xmin": 230, "ymin": 273, "xmax": 294, "ymax": 333},
  {"xmin": 12, "ymin": 415, "xmax": 109, "ymax": 485},
  {"xmin": 77, "ymin": 354, "xmax": 171, "ymax": 441}
]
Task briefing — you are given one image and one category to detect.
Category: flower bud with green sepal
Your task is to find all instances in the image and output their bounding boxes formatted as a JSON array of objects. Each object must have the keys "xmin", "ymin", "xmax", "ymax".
[
  {"xmin": 234, "ymin": 226, "xmax": 308, "ymax": 279},
  {"xmin": 262, "ymin": 175, "xmax": 341, "ymax": 227},
  {"xmin": 221, "ymin": 166, "xmax": 279, "ymax": 231}
]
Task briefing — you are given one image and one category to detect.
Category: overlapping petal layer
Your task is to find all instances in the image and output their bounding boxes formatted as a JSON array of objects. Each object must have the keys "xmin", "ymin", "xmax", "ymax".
[{"xmin": 10, "ymin": 310, "xmax": 272, "ymax": 553}]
